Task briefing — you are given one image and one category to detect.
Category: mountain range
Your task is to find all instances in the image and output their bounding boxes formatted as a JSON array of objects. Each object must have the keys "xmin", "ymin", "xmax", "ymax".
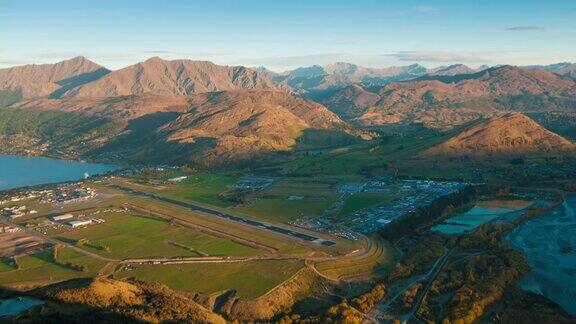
[
  {"xmin": 64, "ymin": 57, "xmax": 277, "ymax": 98},
  {"xmin": 320, "ymin": 65, "xmax": 576, "ymax": 128},
  {"xmin": 1, "ymin": 57, "xmax": 341, "ymax": 164},
  {"xmin": 0, "ymin": 56, "xmax": 575, "ymax": 166},
  {"xmin": 256, "ymin": 63, "xmax": 489, "ymax": 98}
]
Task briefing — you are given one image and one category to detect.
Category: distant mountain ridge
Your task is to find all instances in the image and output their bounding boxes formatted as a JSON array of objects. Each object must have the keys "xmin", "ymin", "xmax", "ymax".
[
  {"xmin": 524, "ymin": 62, "xmax": 576, "ymax": 79},
  {"xmin": 64, "ymin": 57, "xmax": 277, "ymax": 97},
  {"xmin": 320, "ymin": 65, "xmax": 576, "ymax": 127},
  {"xmin": 257, "ymin": 62, "xmax": 488, "ymax": 98},
  {"xmin": 1, "ymin": 56, "xmax": 576, "ymax": 165},
  {"xmin": 0, "ymin": 56, "xmax": 109, "ymax": 102}
]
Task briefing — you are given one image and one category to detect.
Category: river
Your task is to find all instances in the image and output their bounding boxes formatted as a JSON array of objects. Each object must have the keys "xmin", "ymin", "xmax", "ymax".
[{"xmin": 507, "ymin": 195, "xmax": 576, "ymax": 316}]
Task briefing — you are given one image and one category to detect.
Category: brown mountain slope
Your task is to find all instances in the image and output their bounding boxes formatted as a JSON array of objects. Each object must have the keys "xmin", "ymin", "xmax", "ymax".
[
  {"xmin": 0, "ymin": 56, "xmax": 109, "ymax": 99},
  {"xmin": 321, "ymin": 65, "xmax": 576, "ymax": 127},
  {"xmin": 65, "ymin": 57, "xmax": 277, "ymax": 97},
  {"xmin": 320, "ymin": 84, "xmax": 381, "ymax": 121},
  {"xmin": 12, "ymin": 93, "xmax": 191, "ymax": 120},
  {"xmin": 158, "ymin": 91, "xmax": 353, "ymax": 163},
  {"xmin": 7, "ymin": 90, "xmax": 360, "ymax": 165},
  {"xmin": 423, "ymin": 113, "xmax": 576, "ymax": 158}
]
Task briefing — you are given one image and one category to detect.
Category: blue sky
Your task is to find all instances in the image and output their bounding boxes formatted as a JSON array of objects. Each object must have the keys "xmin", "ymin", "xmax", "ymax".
[{"xmin": 1, "ymin": 0, "xmax": 575, "ymax": 71}]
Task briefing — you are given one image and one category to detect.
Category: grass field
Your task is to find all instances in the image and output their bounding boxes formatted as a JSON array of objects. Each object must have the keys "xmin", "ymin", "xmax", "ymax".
[
  {"xmin": 129, "ymin": 197, "xmax": 325, "ymax": 255},
  {"xmin": 236, "ymin": 198, "xmax": 331, "ymax": 223},
  {"xmin": 336, "ymin": 194, "xmax": 392, "ymax": 219},
  {"xmin": 0, "ymin": 258, "xmax": 14, "ymax": 272},
  {"xmin": 159, "ymin": 172, "xmax": 239, "ymax": 208},
  {"xmin": 231, "ymin": 177, "xmax": 339, "ymax": 223},
  {"xmin": 115, "ymin": 259, "xmax": 304, "ymax": 298},
  {"xmin": 0, "ymin": 247, "xmax": 105, "ymax": 286},
  {"xmin": 277, "ymin": 128, "xmax": 464, "ymax": 177},
  {"xmin": 53, "ymin": 211, "xmax": 260, "ymax": 259}
]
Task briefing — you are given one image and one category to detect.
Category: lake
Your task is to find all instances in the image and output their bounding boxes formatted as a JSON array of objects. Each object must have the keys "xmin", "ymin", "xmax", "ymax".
[
  {"xmin": 0, "ymin": 297, "xmax": 44, "ymax": 317},
  {"xmin": 507, "ymin": 195, "xmax": 576, "ymax": 316},
  {"xmin": 432, "ymin": 199, "xmax": 532, "ymax": 234},
  {"xmin": 0, "ymin": 155, "xmax": 117, "ymax": 191}
]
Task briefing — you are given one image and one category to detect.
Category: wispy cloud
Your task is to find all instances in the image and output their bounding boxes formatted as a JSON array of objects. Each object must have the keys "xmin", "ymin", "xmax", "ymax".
[
  {"xmin": 506, "ymin": 26, "xmax": 541, "ymax": 31},
  {"xmin": 384, "ymin": 50, "xmax": 576, "ymax": 66},
  {"xmin": 414, "ymin": 5, "xmax": 435, "ymax": 13},
  {"xmin": 386, "ymin": 51, "xmax": 493, "ymax": 63}
]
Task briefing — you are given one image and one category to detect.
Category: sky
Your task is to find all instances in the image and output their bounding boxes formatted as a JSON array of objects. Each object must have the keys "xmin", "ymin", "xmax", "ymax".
[{"xmin": 1, "ymin": 0, "xmax": 575, "ymax": 71}]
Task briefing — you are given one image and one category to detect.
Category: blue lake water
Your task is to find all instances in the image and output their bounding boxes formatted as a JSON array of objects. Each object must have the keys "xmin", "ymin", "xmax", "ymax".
[
  {"xmin": 0, "ymin": 297, "xmax": 44, "ymax": 317},
  {"xmin": 432, "ymin": 200, "xmax": 531, "ymax": 234},
  {"xmin": 0, "ymin": 155, "xmax": 117, "ymax": 191}
]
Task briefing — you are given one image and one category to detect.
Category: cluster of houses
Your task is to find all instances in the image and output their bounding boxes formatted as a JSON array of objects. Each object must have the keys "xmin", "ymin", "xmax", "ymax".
[
  {"xmin": 47, "ymin": 186, "xmax": 97, "ymax": 205},
  {"xmin": 2, "ymin": 205, "xmax": 37, "ymax": 220},
  {"xmin": 0, "ymin": 184, "xmax": 97, "ymax": 211},
  {"xmin": 348, "ymin": 180, "xmax": 469, "ymax": 233},
  {"xmin": 0, "ymin": 190, "xmax": 47, "ymax": 204},
  {"xmin": 0, "ymin": 225, "xmax": 20, "ymax": 233}
]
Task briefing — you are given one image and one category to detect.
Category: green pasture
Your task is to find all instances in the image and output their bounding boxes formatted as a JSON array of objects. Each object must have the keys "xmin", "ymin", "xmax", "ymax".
[
  {"xmin": 52, "ymin": 212, "xmax": 259, "ymax": 259},
  {"xmin": 115, "ymin": 259, "xmax": 304, "ymax": 299},
  {"xmin": 0, "ymin": 247, "xmax": 105, "ymax": 285}
]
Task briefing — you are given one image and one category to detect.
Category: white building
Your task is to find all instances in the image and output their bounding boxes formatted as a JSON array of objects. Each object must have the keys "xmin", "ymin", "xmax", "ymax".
[
  {"xmin": 53, "ymin": 214, "xmax": 74, "ymax": 222},
  {"xmin": 167, "ymin": 176, "xmax": 188, "ymax": 182},
  {"xmin": 68, "ymin": 219, "xmax": 92, "ymax": 228}
]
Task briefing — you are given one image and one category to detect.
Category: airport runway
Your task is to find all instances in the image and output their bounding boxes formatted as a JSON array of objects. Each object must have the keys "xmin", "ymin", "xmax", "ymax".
[{"xmin": 109, "ymin": 184, "xmax": 336, "ymax": 246}]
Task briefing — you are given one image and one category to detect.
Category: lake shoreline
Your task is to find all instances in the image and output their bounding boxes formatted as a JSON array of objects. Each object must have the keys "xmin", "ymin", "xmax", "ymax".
[{"xmin": 0, "ymin": 154, "xmax": 118, "ymax": 193}]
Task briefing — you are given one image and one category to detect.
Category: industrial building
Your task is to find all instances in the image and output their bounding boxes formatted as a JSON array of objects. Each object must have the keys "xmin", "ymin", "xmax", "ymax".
[
  {"xmin": 68, "ymin": 219, "xmax": 92, "ymax": 228},
  {"xmin": 52, "ymin": 214, "xmax": 74, "ymax": 222}
]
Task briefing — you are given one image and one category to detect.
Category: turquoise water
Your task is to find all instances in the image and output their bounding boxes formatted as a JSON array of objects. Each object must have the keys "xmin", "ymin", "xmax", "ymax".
[
  {"xmin": 433, "ymin": 201, "xmax": 529, "ymax": 234},
  {"xmin": 0, "ymin": 297, "xmax": 44, "ymax": 317},
  {"xmin": 0, "ymin": 155, "xmax": 117, "ymax": 191}
]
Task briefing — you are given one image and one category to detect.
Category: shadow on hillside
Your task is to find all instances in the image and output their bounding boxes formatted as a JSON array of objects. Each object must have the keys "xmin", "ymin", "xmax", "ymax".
[
  {"xmin": 89, "ymin": 112, "xmax": 217, "ymax": 164},
  {"xmin": 0, "ymin": 284, "xmax": 145, "ymax": 323},
  {"xmin": 49, "ymin": 68, "xmax": 111, "ymax": 98},
  {"xmin": 292, "ymin": 128, "xmax": 362, "ymax": 152}
]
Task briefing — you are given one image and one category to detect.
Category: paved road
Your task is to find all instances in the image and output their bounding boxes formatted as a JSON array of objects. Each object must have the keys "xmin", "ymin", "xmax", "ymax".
[
  {"xmin": 368, "ymin": 248, "xmax": 452, "ymax": 323},
  {"xmin": 108, "ymin": 184, "xmax": 336, "ymax": 246},
  {"xmin": 403, "ymin": 248, "xmax": 453, "ymax": 322}
]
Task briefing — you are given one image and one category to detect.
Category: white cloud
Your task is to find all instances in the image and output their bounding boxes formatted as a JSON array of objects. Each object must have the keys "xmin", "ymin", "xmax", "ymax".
[
  {"xmin": 386, "ymin": 51, "xmax": 494, "ymax": 63},
  {"xmin": 384, "ymin": 50, "xmax": 576, "ymax": 66},
  {"xmin": 414, "ymin": 5, "xmax": 435, "ymax": 13},
  {"xmin": 506, "ymin": 26, "xmax": 541, "ymax": 31}
]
